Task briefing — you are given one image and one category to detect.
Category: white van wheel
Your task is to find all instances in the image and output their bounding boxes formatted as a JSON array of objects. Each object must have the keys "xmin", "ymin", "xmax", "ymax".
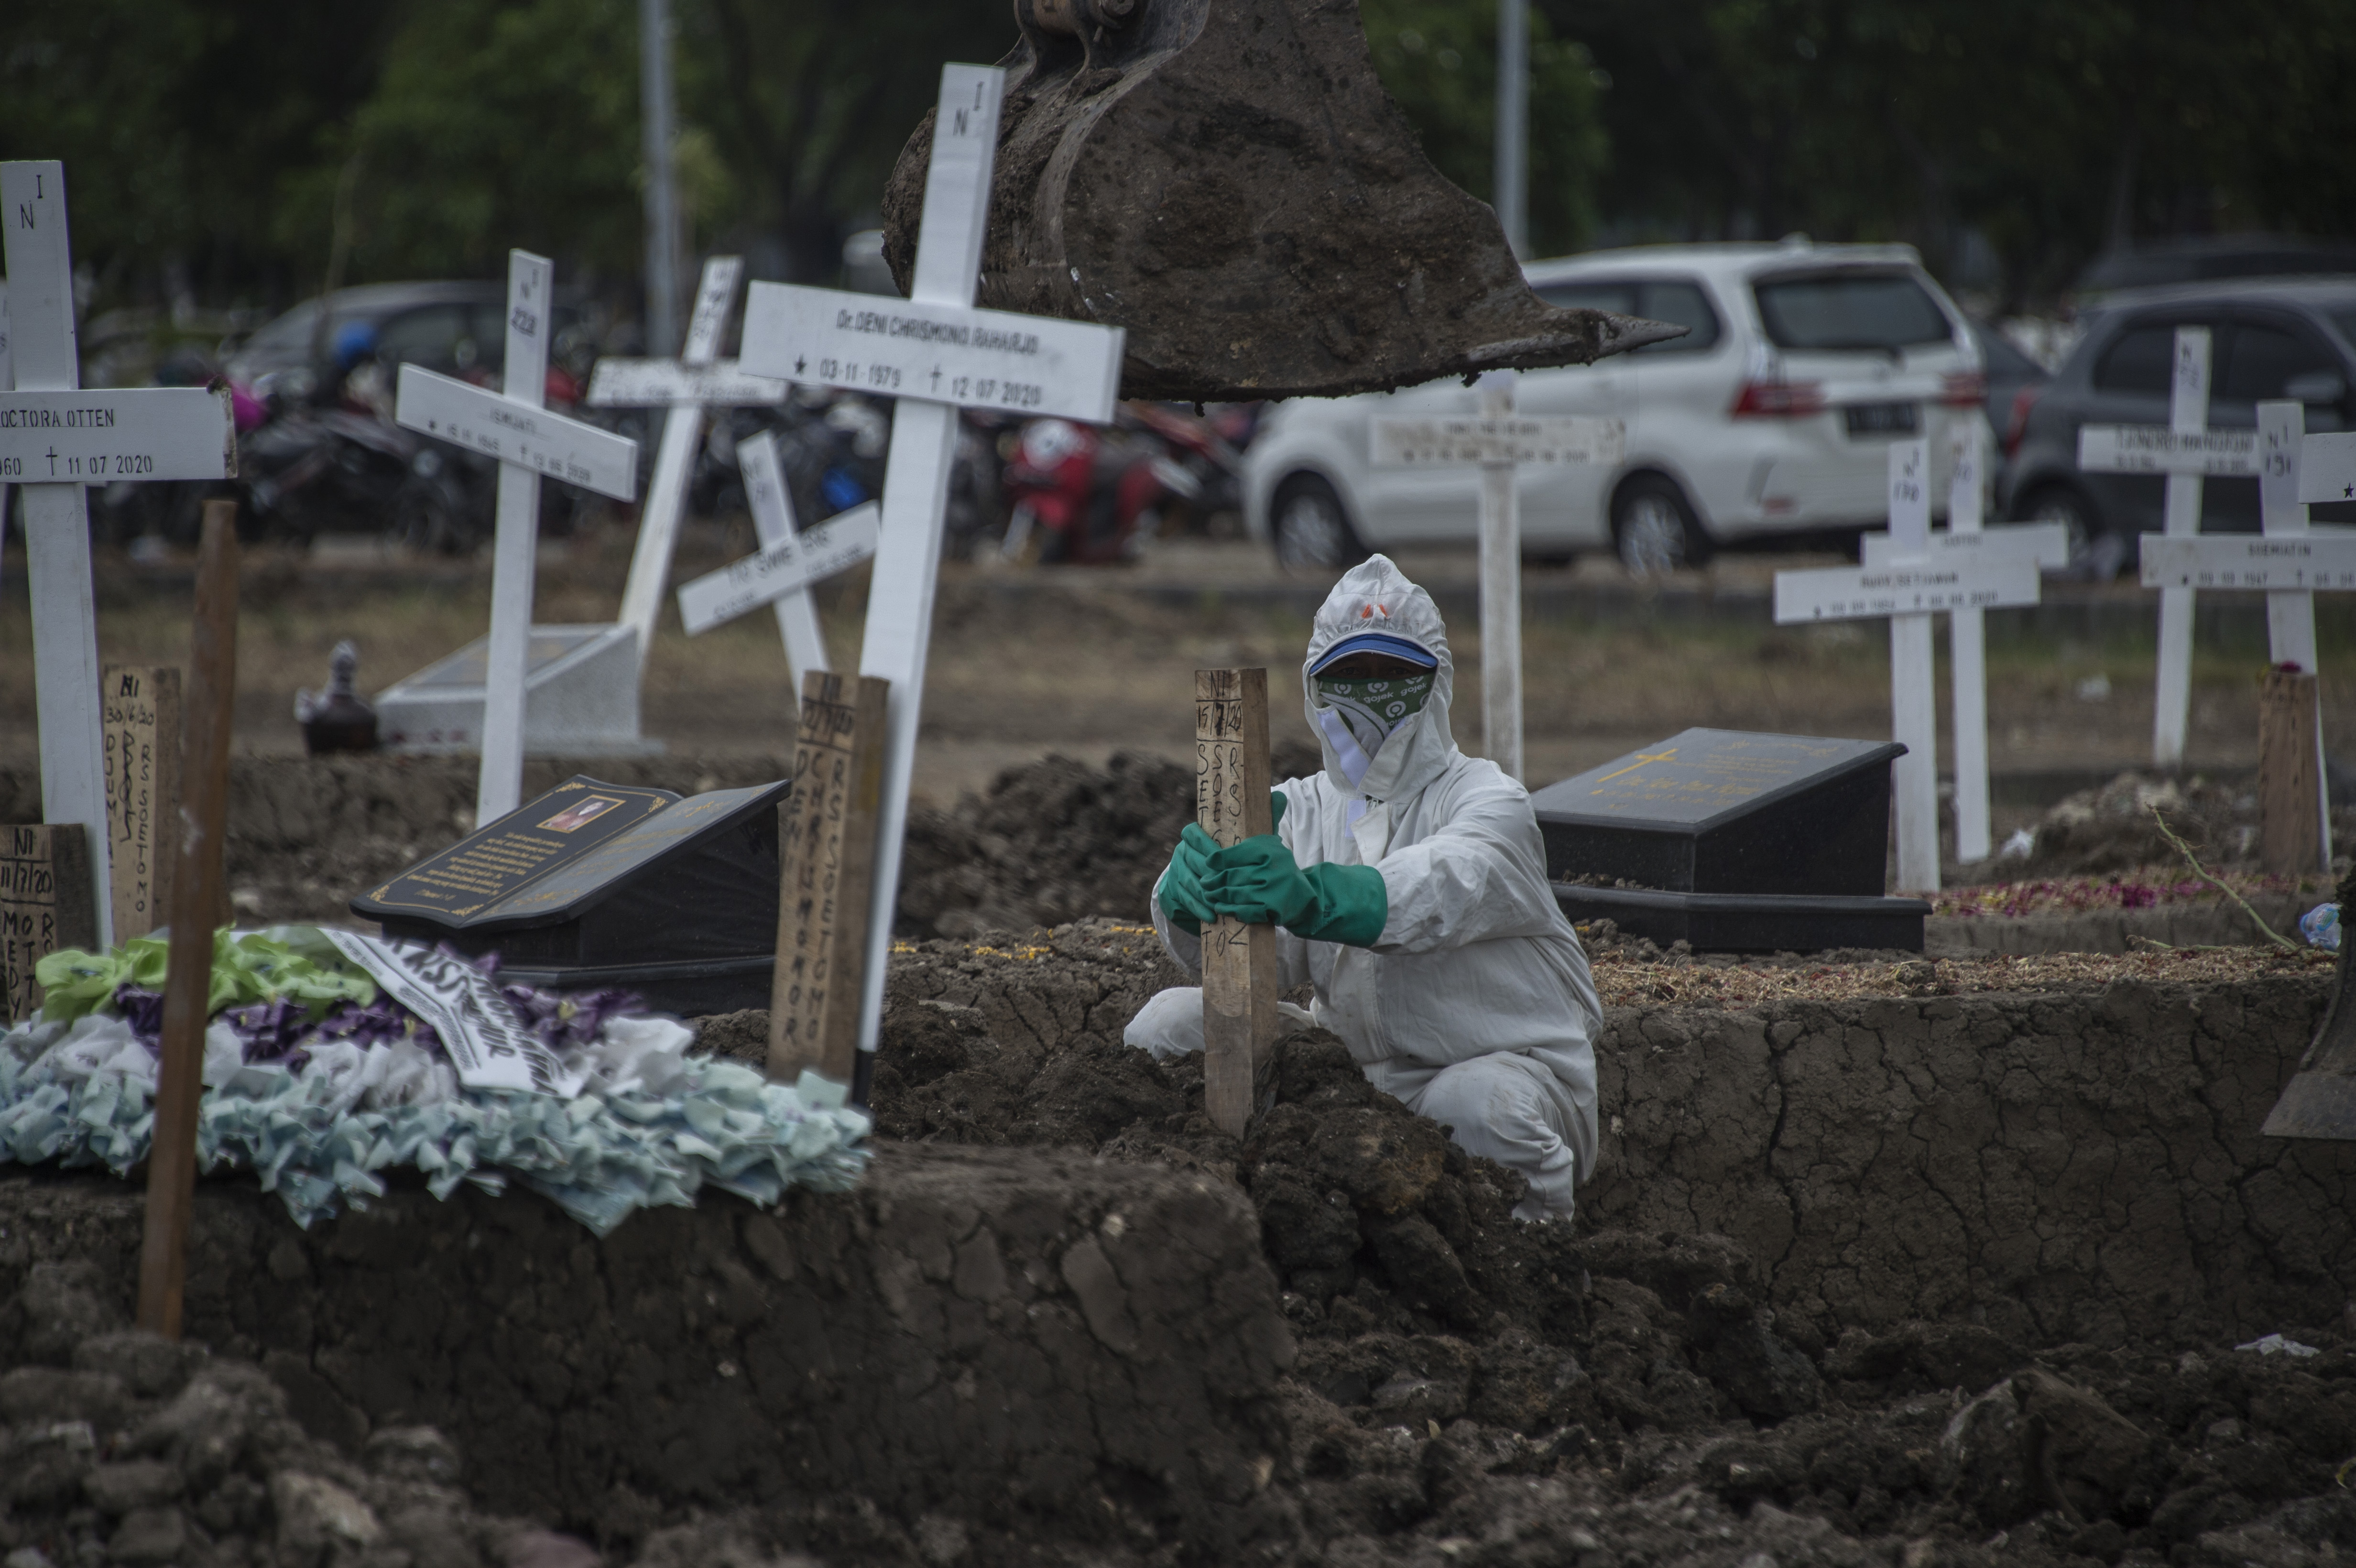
[
  {"xmin": 1612, "ymin": 479, "xmax": 1706, "ymax": 578},
  {"xmin": 1271, "ymin": 474, "xmax": 1365, "ymax": 572}
]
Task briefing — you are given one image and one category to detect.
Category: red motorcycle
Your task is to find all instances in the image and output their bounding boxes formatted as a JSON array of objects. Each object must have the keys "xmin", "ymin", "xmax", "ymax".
[{"xmin": 995, "ymin": 403, "xmax": 1244, "ymax": 564}]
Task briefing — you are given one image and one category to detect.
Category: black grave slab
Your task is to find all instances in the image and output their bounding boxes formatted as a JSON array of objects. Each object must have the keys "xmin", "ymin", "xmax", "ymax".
[
  {"xmin": 351, "ymin": 774, "xmax": 786, "ymax": 1014},
  {"xmin": 1529, "ymin": 729, "xmax": 1904, "ymax": 897}
]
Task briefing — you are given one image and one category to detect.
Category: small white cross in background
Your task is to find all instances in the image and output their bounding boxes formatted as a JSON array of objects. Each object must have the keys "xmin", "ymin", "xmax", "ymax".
[
  {"xmin": 672, "ymin": 436, "xmax": 877, "ymax": 668},
  {"xmin": 1775, "ymin": 439, "xmax": 2043, "ymax": 891},
  {"xmin": 2126, "ymin": 400, "xmax": 2356, "ymax": 870},
  {"xmin": 736, "ymin": 63, "xmax": 1126, "ymax": 1068},
  {"xmin": 583, "ymin": 255, "xmax": 797, "ymax": 665},
  {"xmin": 1859, "ymin": 422, "xmax": 2070, "ymax": 863},
  {"xmin": 3, "ymin": 161, "xmax": 238, "ymax": 943},
  {"xmin": 2074, "ymin": 327, "xmax": 2260, "ymax": 768},
  {"xmin": 393, "ymin": 251, "xmax": 641, "ymax": 823},
  {"xmin": 1371, "ymin": 379, "xmax": 1624, "ymax": 784}
]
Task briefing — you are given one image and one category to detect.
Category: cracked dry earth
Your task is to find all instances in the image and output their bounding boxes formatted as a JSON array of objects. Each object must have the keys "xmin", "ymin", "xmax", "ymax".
[{"xmin": 748, "ymin": 921, "xmax": 2355, "ymax": 1568}]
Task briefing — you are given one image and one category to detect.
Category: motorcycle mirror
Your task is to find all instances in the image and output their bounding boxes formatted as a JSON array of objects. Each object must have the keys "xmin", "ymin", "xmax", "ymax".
[{"xmin": 880, "ymin": 0, "xmax": 1684, "ymax": 403}]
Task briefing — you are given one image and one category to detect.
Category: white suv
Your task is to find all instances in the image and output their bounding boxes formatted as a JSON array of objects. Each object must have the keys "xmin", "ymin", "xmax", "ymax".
[{"xmin": 1243, "ymin": 240, "xmax": 1988, "ymax": 574}]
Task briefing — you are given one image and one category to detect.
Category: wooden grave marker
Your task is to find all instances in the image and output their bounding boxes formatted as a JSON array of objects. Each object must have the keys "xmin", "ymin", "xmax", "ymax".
[
  {"xmin": 1197, "ymin": 667, "xmax": 1276, "ymax": 1136},
  {"xmin": 137, "ymin": 500, "xmax": 238, "ymax": 1339},
  {"xmin": 768, "ymin": 671, "xmax": 888, "ymax": 1089},
  {"xmin": 1371, "ymin": 373, "xmax": 1624, "ymax": 783},
  {"xmin": 101, "ymin": 665, "xmax": 182, "ymax": 939},
  {"xmin": 1, "ymin": 824, "xmax": 97, "ymax": 1022},
  {"xmin": 4, "ymin": 160, "xmax": 237, "ymax": 946},
  {"xmin": 2259, "ymin": 665, "xmax": 2323, "ymax": 878},
  {"xmin": 392, "ymin": 250, "xmax": 641, "ymax": 824},
  {"xmin": 1775, "ymin": 440, "xmax": 2041, "ymax": 891},
  {"xmin": 736, "ymin": 63, "xmax": 1125, "ymax": 1076}
]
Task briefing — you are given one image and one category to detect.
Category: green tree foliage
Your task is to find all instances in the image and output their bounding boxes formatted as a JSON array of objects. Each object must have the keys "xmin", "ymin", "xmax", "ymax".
[
  {"xmin": 1557, "ymin": 0, "xmax": 2356, "ymax": 305},
  {"xmin": 1360, "ymin": 0, "xmax": 1608, "ymax": 257},
  {"xmin": 3, "ymin": 0, "xmax": 2351, "ymax": 323}
]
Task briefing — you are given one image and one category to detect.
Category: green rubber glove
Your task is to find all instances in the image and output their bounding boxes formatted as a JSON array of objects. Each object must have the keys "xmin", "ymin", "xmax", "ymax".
[
  {"xmin": 1156, "ymin": 822, "xmax": 1222, "ymax": 935},
  {"xmin": 1158, "ymin": 795, "xmax": 1288, "ymax": 936},
  {"xmin": 1201, "ymin": 834, "xmax": 1387, "ymax": 947}
]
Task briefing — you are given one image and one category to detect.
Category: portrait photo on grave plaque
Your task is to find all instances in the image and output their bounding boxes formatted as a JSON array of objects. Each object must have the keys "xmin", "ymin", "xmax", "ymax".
[{"xmin": 350, "ymin": 774, "xmax": 788, "ymax": 1014}]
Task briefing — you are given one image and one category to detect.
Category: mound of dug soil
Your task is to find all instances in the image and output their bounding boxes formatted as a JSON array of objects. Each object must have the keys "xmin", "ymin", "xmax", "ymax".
[
  {"xmin": 896, "ymin": 742, "xmax": 1321, "ymax": 939},
  {"xmin": 786, "ymin": 922, "xmax": 2356, "ymax": 1567},
  {"xmin": 2014, "ymin": 770, "xmax": 2356, "ymax": 880}
]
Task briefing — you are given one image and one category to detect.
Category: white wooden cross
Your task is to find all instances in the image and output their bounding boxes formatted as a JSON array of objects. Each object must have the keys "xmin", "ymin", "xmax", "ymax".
[
  {"xmin": 583, "ymin": 255, "xmax": 794, "ymax": 664},
  {"xmin": 671, "ymin": 433, "xmax": 879, "ymax": 674},
  {"xmin": 1859, "ymin": 422, "xmax": 2070, "ymax": 863},
  {"xmin": 3, "ymin": 161, "xmax": 238, "ymax": 945},
  {"xmin": 2128, "ymin": 401, "xmax": 2356, "ymax": 868},
  {"xmin": 736, "ymin": 63, "xmax": 1125, "ymax": 1071},
  {"xmin": 1369, "ymin": 375, "xmax": 1623, "ymax": 782},
  {"xmin": 393, "ymin": 251, "xmax": 640, "ymax": 823},
  {"xmin": 1774, "ymin": 439, "xmax": 2042, "ymax": 891},
  {"xmin": 2074, "ymin": 326, "xmax": 2260, "ymax": 768}
]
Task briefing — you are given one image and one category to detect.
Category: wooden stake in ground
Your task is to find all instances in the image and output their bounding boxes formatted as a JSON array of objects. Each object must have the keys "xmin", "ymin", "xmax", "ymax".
[
  {"xmin": 137, "ymin": 500, "xmax": 239, "ymax": 1339},
  {"xmin": 102, "ymin": 665, "xmax": 182, "ymax": 940},
  {"xmin": 1, "ymin": 824, "xmax": 97, "ymax": 1022},
  {"xmin": 768, "ymin": 671, "xmax": 888, "ymax": 1090},
  {"xmin": 2259, "ymin": 665, "xmax": 2323, "ymax": 878},
  {"xmin": 1197, "ymin": 668, "xmax": 1276, "ymax": 1137}
]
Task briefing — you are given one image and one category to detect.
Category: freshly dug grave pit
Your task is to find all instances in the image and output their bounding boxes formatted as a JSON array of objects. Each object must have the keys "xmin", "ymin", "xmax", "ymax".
[
  {"xmin": 830, "ymin": 925, "xmax": 2356, "ymax": 1563},
  {"xmin": 6, "ymin": 929, "xmax": 2355, "ymax": 1568}
]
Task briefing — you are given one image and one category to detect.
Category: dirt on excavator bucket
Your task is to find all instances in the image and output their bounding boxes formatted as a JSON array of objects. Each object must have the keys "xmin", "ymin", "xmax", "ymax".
[{"xmin": 880, "ymin": 0, "xmax": 1684, "ymax": 403}]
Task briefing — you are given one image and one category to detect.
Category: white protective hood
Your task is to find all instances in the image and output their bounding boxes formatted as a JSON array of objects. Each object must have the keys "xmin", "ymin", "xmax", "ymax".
[{"xmin": 1302, "ymin": 555, "xmax": 1460, "ymax": 817}]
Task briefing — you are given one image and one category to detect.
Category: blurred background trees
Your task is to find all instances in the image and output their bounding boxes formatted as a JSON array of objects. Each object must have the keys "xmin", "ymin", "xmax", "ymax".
[{"xmin": 2, "ymin": 0, "xmax": 2350, "ymax": 322}]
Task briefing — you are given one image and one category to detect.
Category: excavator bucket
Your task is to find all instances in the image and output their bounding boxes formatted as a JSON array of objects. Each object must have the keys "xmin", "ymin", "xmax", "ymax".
[{"xmin": 880, "ymin": 0, "xmax": 1684, "ymax": 403}]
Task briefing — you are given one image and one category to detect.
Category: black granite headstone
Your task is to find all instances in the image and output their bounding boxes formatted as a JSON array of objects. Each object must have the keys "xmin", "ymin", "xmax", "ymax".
[
  {"xmin": 350, "ymin": 774, "xmax": 787, "ymax": 1014},
  {"xmin": 1529, "ymin": 729, "xmax": 1930, "ymax": 952}
]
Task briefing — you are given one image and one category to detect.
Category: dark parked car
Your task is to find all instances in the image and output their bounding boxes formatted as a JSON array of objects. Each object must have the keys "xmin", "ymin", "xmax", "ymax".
[
  {"xmin": 1968, "ymin": 317, "xmax": 2048, "ymax": 445},
  {"xmin": 225, "ymin": 282, "xmax": 596, "ymax": 396},
  {"xmin": 1996, "ymin": 278, "xmax": 2356, "ymax": 570}
]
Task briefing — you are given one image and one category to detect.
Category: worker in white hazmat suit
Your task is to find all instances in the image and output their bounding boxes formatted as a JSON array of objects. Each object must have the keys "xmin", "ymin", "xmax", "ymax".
[{"xmin": 1126, "ymin": 555, "xmax": 1601, "ymax": 1220}]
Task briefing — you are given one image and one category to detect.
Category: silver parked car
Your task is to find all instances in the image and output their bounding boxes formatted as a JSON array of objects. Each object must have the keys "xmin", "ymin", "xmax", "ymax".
[{"xmin": 1243, "ymin": 240, "xmax": 1988, "ymax": 574}]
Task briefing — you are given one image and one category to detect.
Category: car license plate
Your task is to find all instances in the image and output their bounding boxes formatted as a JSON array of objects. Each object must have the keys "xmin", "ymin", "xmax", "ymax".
[{"xmin": 1844, "ymin": 402, "xmax": 1920, "ymax": 436}]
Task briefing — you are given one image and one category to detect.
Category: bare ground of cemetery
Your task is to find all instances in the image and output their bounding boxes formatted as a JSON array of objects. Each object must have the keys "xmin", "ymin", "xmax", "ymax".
[{"xmin": 6, "ymin": 527, "xmax": 2353, "ymax": 828}]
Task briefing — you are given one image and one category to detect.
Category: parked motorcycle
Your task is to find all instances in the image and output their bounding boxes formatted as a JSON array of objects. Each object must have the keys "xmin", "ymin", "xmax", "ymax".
[{"xmin": 994, "ymin": 403, "xmax": 1243, "ymax": 565}]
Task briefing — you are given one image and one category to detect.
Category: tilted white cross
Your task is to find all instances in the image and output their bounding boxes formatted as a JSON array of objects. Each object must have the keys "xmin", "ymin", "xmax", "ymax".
[
  {"xmin": 2128, "ymin": 401, "xmax": 2356, "ymax": 870},
  {"xmin": 393, "ymin": 251, "xmax": 641, "ymax": 823},
  {"xmin": 672, "ymin": 434, "xmax": 878, "ymax": 669},
  {"xmin": 1859, "ymin": 422, "xmax": 2070, "ymax": 863},
  {"xmin": 3, "ymin": 162, "xmax": 238, "ymax": 944},
  {"xmin": 737, "ymin": 63, "xmax": 1125, "ymax": 1069},
  {"xmin": 1774, "ymin": 439, "xmax": 2042, "ymax": 891},
  {"xmin": 583, "ymin": 255, "xmax": 795, "ymax": 664},
  {"xmin": 2075, "ymin": 326, "xmax": 2260, "ymax": 768},
  {"xmin": 1370, "ymin": 376, "xmax": 1624, "ymax": 784}
]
